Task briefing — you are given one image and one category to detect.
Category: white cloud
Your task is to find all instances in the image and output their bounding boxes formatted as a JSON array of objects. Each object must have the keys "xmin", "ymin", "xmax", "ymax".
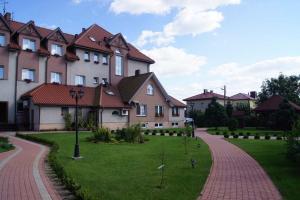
[
  {"xmin": 142, "ymin": 46, "xmax": 207, "ymax": 77},
  {"xmin": 110, "ymin": 0, "xmax": 240, "ymax": 47},
  {"xmin": 209, "ymin": 56, "xmax": 300, "ymax": 95}
]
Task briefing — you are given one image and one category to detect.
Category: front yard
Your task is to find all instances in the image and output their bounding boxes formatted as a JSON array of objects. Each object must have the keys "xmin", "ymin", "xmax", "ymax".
[
  {"xmin": 28, "ymin": 132, "xmax": 211, "ymax": 200},
  {"xmin": 229, "ymin": 139, "xmax": 300, "ymax": 200}
]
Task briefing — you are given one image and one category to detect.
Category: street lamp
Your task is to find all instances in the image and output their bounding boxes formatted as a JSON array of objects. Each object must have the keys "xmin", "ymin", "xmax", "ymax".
[{"xmin": 69, "ymin": 87, "xmax": 84, "ymax": 159}]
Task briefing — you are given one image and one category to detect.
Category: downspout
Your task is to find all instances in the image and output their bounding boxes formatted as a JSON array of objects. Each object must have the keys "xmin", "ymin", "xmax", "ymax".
[
  {"xmin": 38, "ymin": 105, "xmax": 41, "ymax": 131},
  {"xmin": 109, "ymin": 53, "xmax": 113, "ymax": 85},
  {"xmin": 14, "ymin": 50, "xmax": 20, "ymax": 129},
  {"xmin": 45, "ymin": 56, "xmax": 49, "ymax": 83},
  {"xmin": 100, "ymin": 108, "xmax": 103, "ymax": 128}
]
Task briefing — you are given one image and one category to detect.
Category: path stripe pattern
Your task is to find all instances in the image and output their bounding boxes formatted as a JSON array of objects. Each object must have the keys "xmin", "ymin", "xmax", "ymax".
[
  {"xmin": 196, "ymin": 129, "xmax": 282, "ymax": 200},
  {"xmin": 0, "ymin": 135, "xmax": 61, "ymax": 200}
]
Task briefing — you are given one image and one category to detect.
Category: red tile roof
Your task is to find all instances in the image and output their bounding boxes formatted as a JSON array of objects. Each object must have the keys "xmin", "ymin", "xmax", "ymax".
[
  {"xmin": 230, "ymin": 93, "xmax": 254, "ymax": 100},
  {"xmin": 99, "ymin": 85, "xmax": 130, "ymax": 108},
  {"xmin": 254, "ymin": 95, "xmax": 300, "ymax": 112},
  {"xmin": 183, "ymin": 92, "xmax": 226, "ymax": 101},
  {"xmin": 168, "ymin": 96, "xmax": 186, "ymax": 107}
]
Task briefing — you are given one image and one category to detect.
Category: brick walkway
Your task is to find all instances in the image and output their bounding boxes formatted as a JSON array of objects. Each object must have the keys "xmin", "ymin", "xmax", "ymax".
[
  {"xmin": 0, "ymin": 134, "xmax": 61, "ymax": 200},
  {"xmin": 196, "ymin": 129, "xmax": 282, "ymax": 200}
]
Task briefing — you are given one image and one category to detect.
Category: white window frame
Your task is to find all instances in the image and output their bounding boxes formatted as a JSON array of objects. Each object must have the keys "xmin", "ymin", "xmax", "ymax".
[
  {"xmin": 75, "ymin": 75, "xmax": 85, "ymax": 86},
  {"xmin": 84, "ymin": 51, "xmax": 90, "ymax": 61},
  {"xmin": 50, "ymin": 72, "xmax": 62, "ymax": 84},
  {"xmin": 155, "ymin": 123, "xmax": 164, "ymax": 128},
  {"xmin": 0, "ymin": 34, "xmax": 5, "ymax": 46},
  {"xmin": 147, "ymin": 84, "xmax": 154, "ymax": 95},
  {"xmin": 172, "ymin": 107, "xmax": 179, "ymax": 116},
  {"xmin": 22, "ymin": 38, "xmax": 36, "ymax": 51},
  {"xmin": 115, "ymin": 55, "xmax": 123, "ymax": 76},
  {"xmin": 155, "ymin": 105, "xmax": 164, "ymax": 117},
  {"xmin": 93, "ymin": 53, "xmax": 99, "ymax": 63},
  {"xmin": 172, "ymin": 122, "xmax": 179, "ymax": 127},
  {"xmin": 93, "ymin": 77, "xmax": 99, "ymax": 84},
  {"xmin": 136, "ymin": 104, "xmax": 147, "ymax": 116},
  {"xmin": 21, "ymin": 68, "xmax": 35, "ymax": 81},
  {"xmin": 102, "ymin": 54, "xmax": 108, "ymax": 65},
  {"xmin": 0, "ymin": 65, "xmax": 4, "ymax": 79},
  {"xmin": 141, "ymin": 123, "xmax": 148, "ymax": 129},
  {"xmin": 51, "ymin": 44, "xmax": 63, "ymax": 56}
]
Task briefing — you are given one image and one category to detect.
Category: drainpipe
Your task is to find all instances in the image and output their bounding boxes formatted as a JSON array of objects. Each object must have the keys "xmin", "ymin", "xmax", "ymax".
[
  {"xmin": 45, "ymin": 56, "xmax": 49, "ymax": 83},
  {"xmin": 14, "ymin": 51, "xmax": 20, "ymax": 129},
  {"xmin": 99, "ymin": 108, "xmax": 103, "ymax": 128}
]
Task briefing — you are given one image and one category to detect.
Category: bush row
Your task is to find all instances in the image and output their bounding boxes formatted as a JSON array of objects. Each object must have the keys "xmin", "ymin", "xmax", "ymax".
[
  {"xmin": 143, "ymin": 127, "xmax": 193, "ymax": 137},
  {"xmin": 223, "ymin": 133, "xmax": 284, "ymax": 140},
  {"xmin": 16, "ymin": 133, "xmax": 93, "ymax": 200}
]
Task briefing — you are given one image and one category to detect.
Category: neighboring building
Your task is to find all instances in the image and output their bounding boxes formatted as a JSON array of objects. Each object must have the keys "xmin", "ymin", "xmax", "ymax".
[
  {"xmin": 230, "ymin": 93, "xmax": 256, "ymax": 109},
  {"xmin": 183, "ymin": 89, "xmax": 227, "ymax": 113},
  {"xmin": 0, "ymin": 12, "xmax": 185, "ymax": 130}
]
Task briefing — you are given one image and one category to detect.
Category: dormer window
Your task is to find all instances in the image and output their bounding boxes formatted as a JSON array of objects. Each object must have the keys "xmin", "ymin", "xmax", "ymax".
[
  {"xmin": 22, "ymin": 38, "xmax": 36, "ymax": 52},
  {"xmin": 51, "ymin": 44, "xmax": 63, "ymax": 56},
  {"xmin": 0, "ymin": 34, "xmax": 5, "ymax": 46},
  {"xmin": 84, "ymin": 51, "xmax": 90, "ymax": 62},
  {"xmin": 147, "ymin": 84, "xmax": 154, "ymax": 95}
]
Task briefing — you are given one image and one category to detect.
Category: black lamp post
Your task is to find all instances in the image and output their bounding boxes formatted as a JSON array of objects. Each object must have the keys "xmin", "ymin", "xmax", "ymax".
[{"xmin": 69, "ymin": 87, "xmax": 84, "ymax": 159}]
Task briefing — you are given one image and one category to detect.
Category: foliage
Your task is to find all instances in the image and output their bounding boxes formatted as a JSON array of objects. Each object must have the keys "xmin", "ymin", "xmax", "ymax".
[
  {"xmin": 86, "ymin": 112, "xmax": 96, "ymax": 131},
  {"xmin": 205, "ymin": 98, "xmax": 227, "ymax": 128},
  {"xmin": 91, "ymin": 127, "xmax": 112, "ymax": 142},
  {"xmin": 0, "ymin": 136, "xmax": 14, "ymax": 153},
  {"xmin": 275, "ymin": 99, "xmax": 297, "ymax": 131},
  {"xmin": 188, "ymin": 110, "xmax": 206, "ymax": 127},
  {"xmin": 286, "ymin": 119, "xmax": 300, "ymax": 161},
  {"xmin": 227, "ymin": 118, "xmax": 238, "ymax": 131},
  {"xmin": 63, "ymin": 113, "xmax": 72, "ymax": 131},
  {"xmin": 123, "ymin": 124, "xmax": 143, "ymax": 143},
  {"xmin": 235, "ymin": 103, "xmax": 251, "ymax": 115},
  {"xmin": 225, "ymin": 102, "xmax": 233, "ymax": 118},
  {"xmin": 258, "ymin": 74, "xmax": 300, "ymax": 105}
]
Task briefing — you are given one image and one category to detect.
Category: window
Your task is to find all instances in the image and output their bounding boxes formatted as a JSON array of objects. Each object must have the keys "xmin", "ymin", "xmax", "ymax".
[
  {"xmin": 93, "ymin": 77, "xmax": 99, "ymax": 84},
  {"xmin": 172, "ymin": 107, "xmax": 179, "ymax": 117},
  {"xmin": 94, "ymin": 53, "xmax": 99, "ymax": 63},
  {"xmin": 115, "ymin": 55, "xmax": 123, "ymax": 76},
  {"xmin": 22, "ymin": 38, "xmax": 36, "ymax": 51},
  {"xmin": 51, "ymin": 44, "xmax": 63, "ymax": 56},
  {"xmin": 61, "ymin": 107, "xmax": 69, "ymax": 116},
  {"xmin": 84, "ymin": 51, "xmax": 90, "ymax": 61},
  {"xmin": 0, "ymin": 66, "xmax": 4, "ymax": 79},
  {"xmin": 155, "ymin": 123, "xmax": 163, "ymax": 128},
  {"xmin": 141, "ymin": 123, "xmax": 147, "ymax": 129},
  {"xmin": 0, "ymin": 34, "xmax": 5, "ymax": 46},
  {"xmin": 172, "ymin": 122, "xmax": 179, "ymax": 127},
  {"xmin": 102, "ymin": 54, "xmax": 108, "ymax": 65},
  {"xmin": 155, "ymin": 105, "xmax": 164, "ymax": 117},
  {"xmin": 75, "ymin": 75, "xmax": 85, "ymax": 86},
  {"xmin": 51, "ymin": 72, "xmax": 62, "ymax": 84},
  {"xmin": 147, "ymin": 84, "xmax": 154, "ymax": 95},
  {"xmin": 136, "ymin": 104, "xmax": 147, "ymax": 116},
  {"xmin": 22, "ymin": 69, "xmax": 35, "ymax": 81}
]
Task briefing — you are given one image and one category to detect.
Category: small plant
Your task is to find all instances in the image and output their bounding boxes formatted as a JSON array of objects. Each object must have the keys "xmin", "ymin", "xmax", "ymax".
[
  {"xmin": 246, "ymin": 132, "xmax": 251, "ymax": 136},
  {"xmin": 243, "ymin": 135, "xmax": 249, "ymax": 139},
  {"xmin": 233, "ymin": 134, "xmax": 239, "ymax": 139},
  {"xmin": 224, "ymin": 134, "xmax": 229, "ymax": 138},
  {"xmin": 160, "ymin": 132, "xmax": 165, "ymax": 136},
  {"xmin": 153, "ymin": 129, "xmax": 157, "ymax": 135},
  {"xmin": 227, "ymin": 118, "xmax": 238, "ymax": 131},
  {"xmin": 91, "ymin": 128, "xmax": 112, "ymax": 142},
  {"xmin": 238, "ymin": 132, "xmax": 243, "ymax": 136},
  {"xmin": 216, "ymin": 131, "xmax": 220, "ymax": 135},
  {"xmin": 144, "ymin": 130, "xmax": 150, "ymax": 135},
  {"xmin": 169, "ymin": 132, "xmax": 174, "ymax": 136},
  {"xmin": 177, "ymin": 133, "xmax": 182, "ymax": 137},
  {"xmin": 276, "ymin": 135, "xmax": 282, "ymax": 140},
  {"xmin": 254, "ymin": 133, "xmax": 260, "ymax": 140},
  {"xmin": 265, "ymin": 134, "xmax": 271, "ymax": 140},
  {"xmin": 63, "ymin": 113, "xmax": 72, "ymax": 131},
  {"xmin": 223, "ymin": 131, "xmax": 228, "ymax": 135},
  {"xmin": 230, "ymin": 132, "xmax": 235, "ymax": 136}
]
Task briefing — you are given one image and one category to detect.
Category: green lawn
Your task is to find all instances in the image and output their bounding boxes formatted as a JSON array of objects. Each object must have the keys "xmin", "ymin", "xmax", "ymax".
[
  {"xmin": 229, "ymin": 139, "xmax": 300, "ymax": 200},
  {"xmin": 207, "ymin": 127, "xmax": 283, "ymax": 136},
  {"xmin": 31, "ymin": 132, "xmax": 211, "ymax": 200}
]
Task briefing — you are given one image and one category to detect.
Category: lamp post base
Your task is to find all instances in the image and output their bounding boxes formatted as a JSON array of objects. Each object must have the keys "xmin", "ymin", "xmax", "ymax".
[
  {"xmin": 73, "ymin": 144, "xmax": 81, "ymax": 159},
  {"xmin": 72, "ymin": 156, "xmax": 83, "ymax": 160}
]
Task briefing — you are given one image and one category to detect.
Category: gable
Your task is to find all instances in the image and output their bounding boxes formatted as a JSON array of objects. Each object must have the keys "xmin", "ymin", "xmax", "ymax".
[
  {"xmin": 46, "ymin": 28, "xmax": 68, "ymax": 44},
  {"xmin": 17, "ymin": 21, "xmax": 42, "ymax": 38},
  {"xmin": 0, "ymin": 16, "xmax": 11, "ymax": 32},
  {"xmin": 109, "ymin": 33, "xmax": 129, "ymax": 50}
]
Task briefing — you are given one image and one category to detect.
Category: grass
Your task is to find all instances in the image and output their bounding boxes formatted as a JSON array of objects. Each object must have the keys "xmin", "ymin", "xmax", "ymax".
[
  {"xmin": 229, "ymin": 139, "xmax": 300, "ymax": 200},
  {"xmin": 207, "ymin": 127, "xmax": 283, "ymax": 136},
  {"xmin": 0, "ymin": 136, "xmax": 14, "ymax": 153},
  {"xmin": 31, "ymin": 132, "xmax": 211, "ymax": 200}
]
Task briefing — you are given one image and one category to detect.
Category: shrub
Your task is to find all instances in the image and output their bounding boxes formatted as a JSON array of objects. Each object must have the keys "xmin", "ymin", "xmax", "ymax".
[
  {"xmin": 254, "ymin": 133, "xmax": 260, "ymax": 140},
  {"xmin": 160, "ymin": 133, "xmax": 165, "ymax": 136},
  {"xmin": 265, "ymin": 134, "xmax": 271, "ymax": 140},
  {"xmin": 233, "ymin": 134, "xmax": 239, "ymax": 139},
  {"xmin": 276, "ymin": 136, "xmax": 282, "ymax": 140},
  {"xmin": 144, "ymin": 130, "xmax": 150, "ymax": 135},
  {"xmin": 227, "ymin": 118, "xmax": 238, "ymax": 131},
  {"xmin": 0, "ymin": 136, "xmax": 9, "ymax": 143},
  {"xmin": 63, "ymin": 113, "xmax": 72, "ymax": 131},
  {"xmin": 165, "ymin": 129, "xmax": 170, "ymax": 133},
  {"xmin": 152, "ymin": 129, "xmax": 157, "ymax": 135},
  {"xmin": 169, "ymin": 132, "xmax": 174, "ymax": 136},
  {"xmin": 216, "ymin": 131, "xmax": 220, "ymax": 135},
  {"xmin": 224, "ymin": 134, "xmax": 229, "ymax": 138},
  {"xmin": 223, "ymin": 131, "xmax": 228, "ymax": 135},
  {"xmin": 86, "ymin": 113, "xmax": 96, "ymax": 131},
  {"xmin": 92, "ymin": 128, "xmax": 112, "ymax": 142},
  {"xmin": 124, "ymin": 124, "xmax": 143, "ymax": 143},
  {"xmin": 160, "ymin": 129, "xmax": 165, "ymax": 134},
  {"xmin": 177, "ymin": 133, "xmax": 182, "ymax": 137},
  {"xmin": 238, "ymin": 132, "xmax": 243, "ymax": 136},
  {"xmin": 243, "ymin": 135, "xmax": 249, "ymax": 139},
  {"xmin": 185, "ymin": 125, "xmax": 193, "ymax": 137},
  {"xmin": 230, "ymin": 132, "xmax": 235, "ymax": 136},
  {"xmin": 246, "ymin": 132, "xmax": 251, "ymax": 136}
]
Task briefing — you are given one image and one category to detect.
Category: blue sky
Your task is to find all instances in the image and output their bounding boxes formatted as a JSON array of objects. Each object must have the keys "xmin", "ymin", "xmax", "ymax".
[{"xmin": 6, "ymin": 0, "xmax": 300, "ymax": 100}]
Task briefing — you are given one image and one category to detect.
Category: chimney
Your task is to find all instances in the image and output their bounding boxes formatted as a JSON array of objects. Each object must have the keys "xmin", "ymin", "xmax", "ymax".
[
  {"xmin": 75, "ymin": 34, "xmax": 78, "ymax": 38},
  {"xmin": 210, "ymin": 90, "xmax": 213, "ymax": 93},
  {"xmin": 250, "ymin": 91, "xmax": 257, "ymax": 99},
  {"xmin": 82, "ymin": 28, "xmax": 86, "ymax": 32},
  {"xmin": 4, "ymin": 12, "xmax": 11, "ymax": 21},
  {"xmin": 203, "ymin": 89, "xmax": 208, "ymax": 94},
  {"xmin": 135, "ymin": 69, "xmax": 140, "ymax": 76}
]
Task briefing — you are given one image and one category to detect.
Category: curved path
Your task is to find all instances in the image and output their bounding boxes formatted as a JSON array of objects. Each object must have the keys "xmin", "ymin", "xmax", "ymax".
[
  {"xmin": 196, "ymin": 128, "xmax": 282, "ymax": 200},
  {"xmin": 0, "ymin": 134, "xmax": 61, "ymax": 200}
]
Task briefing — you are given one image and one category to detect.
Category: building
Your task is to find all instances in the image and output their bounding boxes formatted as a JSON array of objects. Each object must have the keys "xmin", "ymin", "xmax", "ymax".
[
  {"xmin": 183, "ymin": 89, "xmax": 227, "ymax": 113},
  {"xmin": 229, "ymin": 93, "xmax": 256, "ymax": 109},
  {"xmin": 0, "ymin": 12, "xmax": 185, "ymax": 131}
]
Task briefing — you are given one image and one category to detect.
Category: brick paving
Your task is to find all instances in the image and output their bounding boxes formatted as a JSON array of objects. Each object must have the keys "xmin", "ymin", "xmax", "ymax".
[
  {"xmin": 0, "ymin": 135, "xmax": 61, "ymax": 200},
  {"xmin": 196, "ymin": 128, "xmax": 282, "ymax": 200}
]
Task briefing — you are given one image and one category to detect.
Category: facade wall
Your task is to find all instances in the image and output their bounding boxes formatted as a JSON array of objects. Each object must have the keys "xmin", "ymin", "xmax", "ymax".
[
  {"xmin": 129, "ymin": 78, "xmax": 170, "ymax": 128},
  {"xmin": 127, "ymin": 60, "xmax": 149, "ymax": 76},
  {"xmin": 67, "ymin": 49, "xmax": 110, "ymax": 87},
  {"xmin": 169, "ymin": 108, "xmax": 185, "ymax": 127},
  {"xmin": 0, "ymin": 31, "xmax": 10, "ymax": 79},
  {"xmin": 47, "ymin": 56, "xmax": 67, "ymax": 84},
  {"xmin": 231, "ymin": 99, "xmax": 256, "ymax": 109},
  {"xmin": 100, "ymin": 109, "xmax": 128, "ymax": 130},
  {"xmin": 109, "ymin": 46, "xmax": 128, "ymax": 86}
]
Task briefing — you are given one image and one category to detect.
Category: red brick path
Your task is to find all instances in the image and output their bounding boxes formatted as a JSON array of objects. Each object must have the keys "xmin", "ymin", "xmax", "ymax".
[
  {"xmin": 196, "ymin": 129, "xmax": 282, "ymax": 200},
  {"xmin": 0, "ymin": 135, "xmax": 61, "ymax": 200}
]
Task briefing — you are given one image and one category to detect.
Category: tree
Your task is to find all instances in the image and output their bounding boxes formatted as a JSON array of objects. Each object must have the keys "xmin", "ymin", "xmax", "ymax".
[
  {"xmin": 275, "ymin": 99, "xmax": 297, "ymax": 131},
  {"xmin": 258, "ymin": 74, "xmax": 300, "ymax": 105},
  {"xmin": 205, "ymin": 98, "xmax": 227, "ymax": 129},
  {"xmin": 188, "ymin": 110, "xmax": 205, "ymax": 127},
  {"xmin": 226, "ymin": 102, "xmax": 233, "ymax": 118}
]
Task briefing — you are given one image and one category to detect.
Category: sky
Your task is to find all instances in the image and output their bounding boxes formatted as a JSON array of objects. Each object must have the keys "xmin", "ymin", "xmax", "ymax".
[{"xmin": 5, "ymin": 0, "xmax": 300, "ymax": 101}]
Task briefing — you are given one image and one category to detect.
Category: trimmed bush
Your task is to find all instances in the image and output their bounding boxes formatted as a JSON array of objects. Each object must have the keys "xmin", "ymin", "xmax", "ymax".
[
  {"xmin": 233, "ymin": 134, "xmax": 239, "ymax": 139},
  {"xmin": 160, "ymin": 133, "xmax": 165, "ymax": 136},
  {"xmin": 216, "ymin": 131, "xmax": 220, "ymax": 135},
  {"xmin": 224, "ymin": 134, "xmax": 229, "ymax": 138},
  {"xmin": 246, "ymin": 132, "xmax": 251, "ymax": 136},
  {"xmin": 223, "ymin": 131, "xmax": 228, "ymax": 135},
  {"xmin": 265, "ymin": 134, "xmax": 271, "ymax": 140},
  {"xmin": 230, "ymin": 132, "xmax": 235, "ymax": 136},
  {"xmin": 238, "ymin": 132, "xmax": 244, "ymax": 136},
  {"xmin": 169, "ymin": 132, "xmax": 174, "ymax": 136},
  {"xmin": 243, "ymin": 135, "xmax": 249, "ymax": 139},
  {"xmin": 254, "ymin": 133, "xmax": 260, "ymax": 140},
  {"xmin": 92, "ymin": 128, "xmax": 112, "ymax": 142},
  {"xmin": 276, "ymin": 136, "xmax": 282, "ymax": 140},
  {"xmin": 63, "ymin": 113, "xmax": 72, "ymax": 131},
  {"xmin": 177, "ymin": 133, "xmax": 182, "ymax": 137}
]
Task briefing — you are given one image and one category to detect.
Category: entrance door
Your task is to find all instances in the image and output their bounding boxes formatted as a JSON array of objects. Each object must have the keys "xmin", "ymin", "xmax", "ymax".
[{"xmin": 0, "ymin": 102, "xmax": 8, "ymax": 124}]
